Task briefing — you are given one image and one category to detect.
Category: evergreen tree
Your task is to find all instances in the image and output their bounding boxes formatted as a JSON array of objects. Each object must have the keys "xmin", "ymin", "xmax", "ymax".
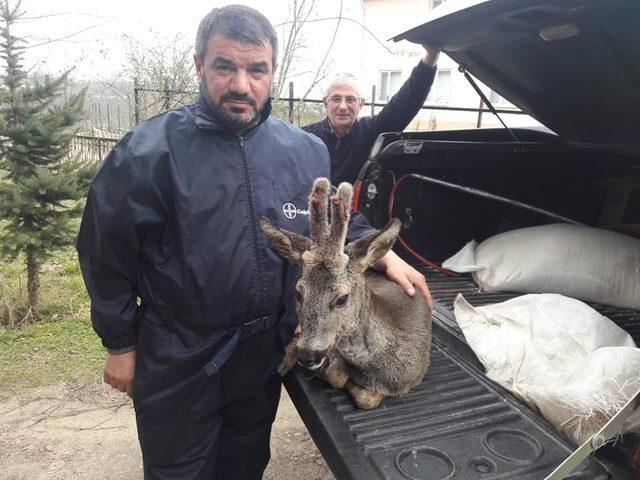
[{"xmin": 0, "ymin": 0, "xmax": 89, "ymax": 317}]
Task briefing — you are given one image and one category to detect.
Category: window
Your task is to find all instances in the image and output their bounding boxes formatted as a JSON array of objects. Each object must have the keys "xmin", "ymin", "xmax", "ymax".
[
  {"xmin": 378, "ymin": 71, "xmax": 402, "ymax": 101},
  {"xmin": 427, "ymin": 69, "xmax": 451, "ymax": 104},
  {"xmin": 489, "ymin": 90, "xmax": 508, "ymax": 105},
  {"xmin": 431, "ymin": 0, "xmax": 447, "ymax": 9}
]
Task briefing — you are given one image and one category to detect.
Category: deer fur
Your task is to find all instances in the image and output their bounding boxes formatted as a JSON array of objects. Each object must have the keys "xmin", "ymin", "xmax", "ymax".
[{"xmin": 261, "ymin": 178, "xmax": 432, "ymax": 409}]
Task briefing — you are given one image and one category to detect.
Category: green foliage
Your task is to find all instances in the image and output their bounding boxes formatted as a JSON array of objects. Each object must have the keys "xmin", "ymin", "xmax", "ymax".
[{"xmin": 0, "ymin": 1, "xmax": 90, "ymax": 311}]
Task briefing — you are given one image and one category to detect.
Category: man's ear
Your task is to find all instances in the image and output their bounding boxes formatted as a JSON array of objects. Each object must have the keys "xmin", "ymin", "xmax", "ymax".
[
  {"xmin": 322, "ymin": 96, "xmax": 329, "ymax": 111},
  {"xmin": 260, "ymin": 217, "xmax": 312, "ymax": 263},
  {"xmin": 345, "ymin": 219, "xmax": 401, "ymax": 271},
  {"xmin": 194, "ymin": 54, "xmax": 202, "ymax": 81}
]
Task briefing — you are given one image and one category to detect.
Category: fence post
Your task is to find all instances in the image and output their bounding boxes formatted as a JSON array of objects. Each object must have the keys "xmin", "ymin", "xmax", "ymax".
[
  {"xmin": 164, "ymin": 77, "xmax": 171, "ymax": 111},
  {"xmin": 133, "ymin": 77, "xmax": 140, "ymax": 125},
  {"xmin": 476, "ymin": 98, "xmax": 484, "ymax": 128},
  {"xmin": 370, "ymin": 85, "xmax": 376, "ymax": 116},
  {"xmin": 288, "ymin": 82, "xmax": 294, "ymax": 123}
]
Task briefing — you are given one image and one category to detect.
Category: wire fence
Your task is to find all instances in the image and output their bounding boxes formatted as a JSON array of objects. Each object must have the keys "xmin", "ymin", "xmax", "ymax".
[{"xmin": 73, "ymin": 79, "xmax": 527, "ymax": 165}]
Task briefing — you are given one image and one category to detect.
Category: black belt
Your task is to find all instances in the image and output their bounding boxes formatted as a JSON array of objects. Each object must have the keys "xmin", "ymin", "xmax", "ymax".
[
  {"xmin": 203, "ymin": 313, "xmax": 280, "ymax": 377},
  {"xmin": 241, "ymin": 314, "xmax": 280, "ymax": 338}
]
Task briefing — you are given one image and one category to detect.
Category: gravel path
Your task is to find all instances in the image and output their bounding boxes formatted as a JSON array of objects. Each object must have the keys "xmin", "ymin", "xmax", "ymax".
[{"xmin": 0, "ymin": 383, "xmax": 334, "ymax": 480}]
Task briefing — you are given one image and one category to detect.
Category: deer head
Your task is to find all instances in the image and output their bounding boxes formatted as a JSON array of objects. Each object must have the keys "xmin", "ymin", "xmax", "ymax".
[{"xmin": 261, "ymin": 178, "xmax": 401, "ymax": 368}]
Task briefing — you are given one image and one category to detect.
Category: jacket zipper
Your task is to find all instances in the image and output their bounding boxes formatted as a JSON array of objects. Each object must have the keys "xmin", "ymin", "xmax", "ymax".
[{"xmin": 237, "ymin": 134, "xmax": 266, "ymax": 315}]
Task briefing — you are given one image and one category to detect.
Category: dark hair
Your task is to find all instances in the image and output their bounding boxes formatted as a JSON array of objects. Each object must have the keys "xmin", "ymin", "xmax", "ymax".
[{"xmin": 195, "ymin": 4, "xmax": 278, "ymax": 67}]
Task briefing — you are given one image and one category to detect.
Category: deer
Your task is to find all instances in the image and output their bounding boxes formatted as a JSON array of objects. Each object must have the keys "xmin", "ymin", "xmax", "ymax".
[{"xmin": 260, "ymin": 178, "xmax": 432, "ymax": 410}]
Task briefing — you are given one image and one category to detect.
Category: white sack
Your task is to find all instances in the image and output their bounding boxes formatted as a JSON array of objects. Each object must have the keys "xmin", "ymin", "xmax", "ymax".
[
  {"xmin": 442, "ymin": 224, "xmax": 640, "ymax": 310},
  {"xmin": 454, "ymin": 293, "xmax": 640, "ymax": 444}
]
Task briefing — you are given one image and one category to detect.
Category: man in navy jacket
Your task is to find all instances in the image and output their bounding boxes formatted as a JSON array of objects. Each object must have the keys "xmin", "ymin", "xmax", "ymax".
[
  {"xmin": 303, "ymin": 48, "xmax": 439, "ymax": 184},
  {"xmin": 77, "ymin": 5, "xmax": 431, "ymax": 479}
]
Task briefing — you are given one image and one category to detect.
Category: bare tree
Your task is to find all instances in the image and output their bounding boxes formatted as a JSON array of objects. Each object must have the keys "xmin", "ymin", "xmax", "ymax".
[
  {"xmin": 272, "ymin": 0, "xmax": 396, "ymax": 123},
  {"xmin": 121, "ymin": 32, "xmax": 197, "ymax": 116}
]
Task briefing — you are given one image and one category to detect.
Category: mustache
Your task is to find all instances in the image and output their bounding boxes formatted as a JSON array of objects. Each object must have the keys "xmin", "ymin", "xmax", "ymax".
[{"xmin": 220, "ymin": 93, "xmax": 256, "ymax": 108}]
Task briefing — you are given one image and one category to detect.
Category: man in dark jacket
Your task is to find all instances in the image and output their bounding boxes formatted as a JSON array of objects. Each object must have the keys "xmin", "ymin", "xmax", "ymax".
[
  {"xmin": 303, "ymin": 48, "xmax": 439, "ymax": 184},
  {"xmin": 77, "ymin": 5, "xmax": 431, "ymax": 480}
]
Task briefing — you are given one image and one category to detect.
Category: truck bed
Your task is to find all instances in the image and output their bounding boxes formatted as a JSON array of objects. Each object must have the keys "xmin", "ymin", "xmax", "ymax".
[{"xmin": 284, "ymin": 268, "xmax": 640, "ymax": 480}]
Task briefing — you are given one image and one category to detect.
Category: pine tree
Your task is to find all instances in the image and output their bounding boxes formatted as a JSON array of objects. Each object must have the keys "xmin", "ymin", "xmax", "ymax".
[{"xmin": 0, "ymin": 0, "xmax": 88, "ymax": 317}]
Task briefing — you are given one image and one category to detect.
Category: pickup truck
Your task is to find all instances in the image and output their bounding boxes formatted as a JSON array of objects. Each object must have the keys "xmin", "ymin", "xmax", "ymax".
[{"xmin": 284, "ymin": 1, "xmax": 640, "ymax": 479}]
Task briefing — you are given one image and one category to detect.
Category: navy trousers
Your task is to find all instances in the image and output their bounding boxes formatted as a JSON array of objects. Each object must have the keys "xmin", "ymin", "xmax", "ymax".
[{"xmin": 133, "ymin": 310, "xmax": 284, "ymax": 479}]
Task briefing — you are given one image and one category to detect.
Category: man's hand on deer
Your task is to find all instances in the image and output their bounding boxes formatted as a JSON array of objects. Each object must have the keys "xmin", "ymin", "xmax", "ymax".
[{"xmin": 375, "ymin": 250, "xmax": 433, "ymax": 310}]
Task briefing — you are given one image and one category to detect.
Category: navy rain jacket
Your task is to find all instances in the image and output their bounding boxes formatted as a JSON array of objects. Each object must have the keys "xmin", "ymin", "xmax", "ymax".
[{"xmin": 76, "ymin": 95, "xmax": 375, "ymax": 362}]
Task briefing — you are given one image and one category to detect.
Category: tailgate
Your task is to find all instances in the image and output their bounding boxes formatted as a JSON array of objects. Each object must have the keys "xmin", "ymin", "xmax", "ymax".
[{"xmin": 284, "ymin": 270, "xmax": 617, "ymax": 479}]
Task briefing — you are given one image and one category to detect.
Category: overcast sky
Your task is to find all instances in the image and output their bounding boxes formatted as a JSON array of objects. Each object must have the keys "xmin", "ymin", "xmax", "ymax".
[{"xmin": 16, "ymin": 0, "xmax": 292, "ymax": 80}]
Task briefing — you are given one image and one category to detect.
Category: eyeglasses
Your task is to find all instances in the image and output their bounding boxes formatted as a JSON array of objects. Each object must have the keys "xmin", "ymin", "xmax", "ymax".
[{"xmin": 327, "ymin": 95, "xmax": 360, "ymax": 106}]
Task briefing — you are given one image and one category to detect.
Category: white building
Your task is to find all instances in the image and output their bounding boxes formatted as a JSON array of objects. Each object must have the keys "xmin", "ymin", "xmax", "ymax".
[{"xmin": 322, "ymin": 0, "xmax": 541, "ymax": 131}]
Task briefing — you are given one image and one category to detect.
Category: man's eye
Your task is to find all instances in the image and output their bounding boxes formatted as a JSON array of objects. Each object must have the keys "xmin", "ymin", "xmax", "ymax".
[
  {"xmin": 345, "ymin": 97, "xmax": 357, "ymax": 104},
  {"xmin": 335, "ymin": 294, "xmax": 349, "ymax": 307}
]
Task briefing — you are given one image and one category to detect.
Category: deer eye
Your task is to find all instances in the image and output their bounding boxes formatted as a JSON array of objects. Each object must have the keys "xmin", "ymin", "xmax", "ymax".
[
  {"xmin": 295, "ymin": 291, "xmax": 303, "ymax": 302},
  {"xmin": 335, "ymin": 294, "xmax": 349, "ymax": 307}
]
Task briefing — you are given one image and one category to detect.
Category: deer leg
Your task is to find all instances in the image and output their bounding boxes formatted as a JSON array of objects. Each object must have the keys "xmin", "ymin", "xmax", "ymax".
[
  {"xmin": 345, "ymin": 381, "xmax": 384, "ymax": 410},
  {"xmin": 277, "ymin": 324, "xmax": 301, "ymax": 376}
]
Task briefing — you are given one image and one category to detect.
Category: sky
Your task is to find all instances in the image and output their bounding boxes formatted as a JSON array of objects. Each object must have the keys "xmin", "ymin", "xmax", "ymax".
[{"xmin": 16, "ymin": 0, "xmax": 292, "ymax": 81}]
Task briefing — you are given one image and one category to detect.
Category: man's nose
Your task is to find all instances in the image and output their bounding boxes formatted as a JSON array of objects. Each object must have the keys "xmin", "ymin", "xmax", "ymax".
[{"xmin": 229, "ymin": 70, "xmax": 250, "ymax": 94}]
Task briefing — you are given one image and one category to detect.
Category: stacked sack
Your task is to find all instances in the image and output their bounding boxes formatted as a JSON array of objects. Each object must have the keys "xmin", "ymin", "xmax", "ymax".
[{"xmin": 443, "ymin": 223, "xmax": 640, "ymax": 310}]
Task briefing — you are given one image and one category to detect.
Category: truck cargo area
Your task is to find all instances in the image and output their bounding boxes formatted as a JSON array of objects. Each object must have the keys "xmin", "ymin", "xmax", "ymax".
[{"xmin": 284, "ymin": 130, "xmax": 640, "ymax": 480}]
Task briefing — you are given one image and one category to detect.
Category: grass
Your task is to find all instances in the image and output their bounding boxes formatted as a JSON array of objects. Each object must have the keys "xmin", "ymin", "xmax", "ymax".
[{"xmin": 0, "ymin": 247, "xmax": 104, "ymax": 390}]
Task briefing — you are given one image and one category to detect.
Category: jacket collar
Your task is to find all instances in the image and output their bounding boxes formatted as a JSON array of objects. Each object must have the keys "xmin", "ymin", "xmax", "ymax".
[
  {"xmin": 195, "ymin": 88, "xmax": 272, "ymax": 132},
  {"xmin": 322, "ymin": 116, "xmax": 356, "ymax": 139}
]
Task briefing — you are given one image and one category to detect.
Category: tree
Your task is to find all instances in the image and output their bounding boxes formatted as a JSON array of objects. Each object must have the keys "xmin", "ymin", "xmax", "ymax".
[
  {"xmin": 122, "ymin": 32, "xmax": 197, "ymax": 120},
  {"xmin": 0, "ymin": 0, "xmax": 89, "ymax": 318}
]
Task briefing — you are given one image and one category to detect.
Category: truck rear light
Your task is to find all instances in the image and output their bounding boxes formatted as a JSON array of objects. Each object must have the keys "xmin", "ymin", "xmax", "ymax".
[{"xmin": 352, "ymin": 180, "xmax": 362, "ymax": 212}]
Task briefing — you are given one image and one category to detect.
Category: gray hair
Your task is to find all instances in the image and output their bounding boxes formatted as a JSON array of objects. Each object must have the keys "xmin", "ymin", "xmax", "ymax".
[
  {"xmin": 324, "ymin": 73, "xmax": 365, "ymax": 99},
  {"xmin": 195, "ymin": 5, "xmax": 278, "ymax": 67}
]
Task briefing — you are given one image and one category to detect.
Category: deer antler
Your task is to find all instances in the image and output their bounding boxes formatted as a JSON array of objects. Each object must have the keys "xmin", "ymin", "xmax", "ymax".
[
  {"xmin": 309, "ymin": 178, "xmax": 330, "ymax": 245},
  {"xmin": 329, "ymin": 182, "xmax": 352, "ymax": 254},
  {"xmin": 307, "ymin": 178, "xmax": 353, "ymax": 263}
]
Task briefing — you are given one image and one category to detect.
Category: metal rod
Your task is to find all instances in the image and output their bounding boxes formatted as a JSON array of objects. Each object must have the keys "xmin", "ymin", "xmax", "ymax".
[
  {"xmin": 288, "ymin": 82, "xmax": 294, "ymax": 123},
  {"xmin": 410, "ymin": 173, "xmax": 583, "ymax": 225},
  {"xmin": 461, "ymin": 68, "xmax": 520, "ymax": 142},
  {"xmin": 476, "ymin": 98, "xmax": 484, "ymax": 128},
  {"xmin": 371, "ymin": 85, "xmax": 376, "ymax": 116}
]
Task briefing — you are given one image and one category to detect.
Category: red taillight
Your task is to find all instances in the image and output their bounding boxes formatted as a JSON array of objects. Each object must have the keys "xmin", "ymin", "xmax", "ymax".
[{"xmin": 352, "ymin": 180, "xmax": 362, "ymax": 212}]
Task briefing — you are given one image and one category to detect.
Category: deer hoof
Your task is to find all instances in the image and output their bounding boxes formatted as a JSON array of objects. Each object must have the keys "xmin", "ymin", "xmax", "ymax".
[{"xmin": 348, "ymin": 383, "xmax": 384, "ymax": 410}]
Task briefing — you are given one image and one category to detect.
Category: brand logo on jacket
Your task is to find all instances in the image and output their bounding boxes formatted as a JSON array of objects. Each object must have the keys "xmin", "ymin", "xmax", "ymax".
[{"xmin": 283, "ymin": 203, "xmax": 309, "ymax": 220}]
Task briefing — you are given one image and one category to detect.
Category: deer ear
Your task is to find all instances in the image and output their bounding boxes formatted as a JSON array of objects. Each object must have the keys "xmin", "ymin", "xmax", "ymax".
[
  {"xmin": 345, "ymin": 219, "xmax": 401, "ymax": 271},
  {"xmin": 260, "ymin": 217, "xmax": 312, "ymax": 263}
]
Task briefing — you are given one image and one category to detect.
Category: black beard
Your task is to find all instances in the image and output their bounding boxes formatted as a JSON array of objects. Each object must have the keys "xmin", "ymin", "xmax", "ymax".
[{"xmin": 200, "ymin": 80, "xmax": 261, "ymax": 132}]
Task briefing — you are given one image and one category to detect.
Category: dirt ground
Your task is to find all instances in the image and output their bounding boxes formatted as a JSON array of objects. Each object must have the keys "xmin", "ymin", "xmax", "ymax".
[{"xmin": 0, "ymin": 382, "xmax": 335, "ymax": 480}]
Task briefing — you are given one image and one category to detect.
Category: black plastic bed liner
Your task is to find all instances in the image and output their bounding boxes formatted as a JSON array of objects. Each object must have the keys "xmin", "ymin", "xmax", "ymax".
[{"xmin": 283, "ymin": 268, "xmax": 640, "ymax": 480}]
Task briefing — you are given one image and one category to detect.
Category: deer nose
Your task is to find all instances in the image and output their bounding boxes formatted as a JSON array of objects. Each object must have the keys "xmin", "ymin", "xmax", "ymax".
[{"xmin": 299, "ymin": 349, "xmax": 328, "ymax": 370}]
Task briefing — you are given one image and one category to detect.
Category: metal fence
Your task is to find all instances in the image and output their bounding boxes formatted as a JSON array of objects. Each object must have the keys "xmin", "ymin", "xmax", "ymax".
[
  {"xmin": 72, "ymin": 80, "xmax": 528, "ymax": 164},
  {"xmin": 70, "ymin": 135, "xmax": 119, "ymax": 165},
  {"xmin": 132, "ymin": 80, "xmax": 527, "ymax": 129}
]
